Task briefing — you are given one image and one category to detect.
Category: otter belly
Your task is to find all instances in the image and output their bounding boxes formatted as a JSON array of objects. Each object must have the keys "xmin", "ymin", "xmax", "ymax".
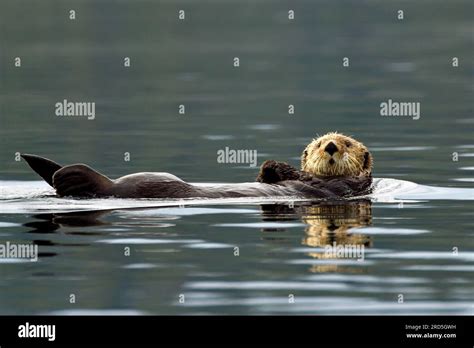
[
  {"xmin": 193, "ymin": 182, "xmax": 305, "ymax": 198},
  {"xmin": 111, "ymin": 176, "xmax": 371, "ymax": 199},
  {"xmin": 113, "ymin": 176, "xmax": 304, "ymax": 199}
]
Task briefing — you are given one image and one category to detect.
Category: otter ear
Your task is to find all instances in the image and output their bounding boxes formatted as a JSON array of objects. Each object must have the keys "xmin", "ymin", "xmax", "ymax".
[
  {"xmin": 363, "ymin": 151, "xmax": 372, "ymax": 170},
  {"xmin": 301, "ymin": 149, "xmax": 308, "ymax": 169}
]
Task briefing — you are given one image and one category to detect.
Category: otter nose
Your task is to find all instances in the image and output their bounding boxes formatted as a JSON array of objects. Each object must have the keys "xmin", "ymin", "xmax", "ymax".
[{"xmin": 324, "ymin": 142, "xmax": 338, "ymax": 156}]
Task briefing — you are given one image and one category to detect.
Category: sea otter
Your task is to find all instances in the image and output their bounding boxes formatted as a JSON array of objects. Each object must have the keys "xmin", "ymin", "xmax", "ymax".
[{"xmin": 21, "ymin": 132, "xmax": 373, "ymax": 199}]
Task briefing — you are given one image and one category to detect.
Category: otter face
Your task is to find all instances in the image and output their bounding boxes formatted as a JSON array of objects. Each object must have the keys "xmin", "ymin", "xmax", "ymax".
[{"xmin": 301, "ymin": 132, "xmax": 372, "ymax": 177}]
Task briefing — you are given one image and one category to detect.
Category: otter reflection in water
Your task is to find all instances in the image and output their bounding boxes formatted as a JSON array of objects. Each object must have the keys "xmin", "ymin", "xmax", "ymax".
[
  {"xmin": 25, "ymin": 200, "xmax": 372, "ymax": 273},
  {"xmin": 260, "ymin": 200, "xmax": 372, "ymax": 273}
]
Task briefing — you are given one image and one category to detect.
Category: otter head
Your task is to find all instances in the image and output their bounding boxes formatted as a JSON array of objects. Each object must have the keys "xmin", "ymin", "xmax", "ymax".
[{"xmin": 301, "ymin": 132, "xmax": 372, "ymax": 177}]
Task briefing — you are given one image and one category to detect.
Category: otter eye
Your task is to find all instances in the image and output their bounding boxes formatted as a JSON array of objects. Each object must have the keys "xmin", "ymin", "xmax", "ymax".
[
  {"xmin": 316, "ymin": 142, "xmax": 321, "ymax": 148},
  {"xmin": 345, "ymin": 141, "xmax": 352, "ymax": 147}
]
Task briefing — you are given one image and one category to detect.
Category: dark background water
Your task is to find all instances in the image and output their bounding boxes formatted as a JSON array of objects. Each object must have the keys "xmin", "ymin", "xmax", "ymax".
[
  {"xmin": 1, "ymin": 0, "xmax": 473, "ymax": 184},
  {"xmin": 0, "ymin": 0, "xmax": 473, "ymax": 315}
]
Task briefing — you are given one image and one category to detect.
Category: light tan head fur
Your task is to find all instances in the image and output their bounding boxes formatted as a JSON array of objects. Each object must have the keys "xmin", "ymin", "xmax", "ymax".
[{"xmin": 301, "ymin": 132, "xmax": 372, "ymax": 177}]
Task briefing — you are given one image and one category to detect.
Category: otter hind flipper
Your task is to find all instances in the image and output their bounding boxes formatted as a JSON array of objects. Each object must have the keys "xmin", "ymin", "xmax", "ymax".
[
  {"xmin": 52, "ymin": 164, "xmax": 114, "ymax": 197},
  {"xmin": 21, "ymin": 154, "xmax": 63, "ymax": 187}
]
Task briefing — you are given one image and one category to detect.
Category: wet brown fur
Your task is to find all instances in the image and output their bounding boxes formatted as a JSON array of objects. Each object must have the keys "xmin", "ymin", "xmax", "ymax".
[{"xmin": 21, "ymin": 133, "xmax": 373, "ymax": 199}]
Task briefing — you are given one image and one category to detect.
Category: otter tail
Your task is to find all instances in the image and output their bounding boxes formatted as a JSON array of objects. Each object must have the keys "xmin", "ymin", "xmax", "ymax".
[{"xmin": 21, "ymin": 154, "xmax": 62, "ymax": 187}]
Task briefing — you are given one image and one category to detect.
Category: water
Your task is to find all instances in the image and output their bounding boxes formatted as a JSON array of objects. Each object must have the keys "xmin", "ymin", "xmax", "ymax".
[
  {"xmin": 0, "ymin": 0, "xmax": 473, "ymax": 315},
  {"xmin": 0, "ymin": 180, "xmax": 472, "ymax": 315}
]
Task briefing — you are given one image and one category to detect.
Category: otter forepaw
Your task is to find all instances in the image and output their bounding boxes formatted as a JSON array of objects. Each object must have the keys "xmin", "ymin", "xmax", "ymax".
[{"xmin": 257, "ymin": 160, "xmax": 303, "ymax": 184}]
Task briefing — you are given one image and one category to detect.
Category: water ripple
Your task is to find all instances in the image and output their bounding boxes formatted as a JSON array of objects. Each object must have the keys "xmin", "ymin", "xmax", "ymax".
[{"xmin": 97, "ymin": 238, "xmax": 204, "ymax": 244}]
